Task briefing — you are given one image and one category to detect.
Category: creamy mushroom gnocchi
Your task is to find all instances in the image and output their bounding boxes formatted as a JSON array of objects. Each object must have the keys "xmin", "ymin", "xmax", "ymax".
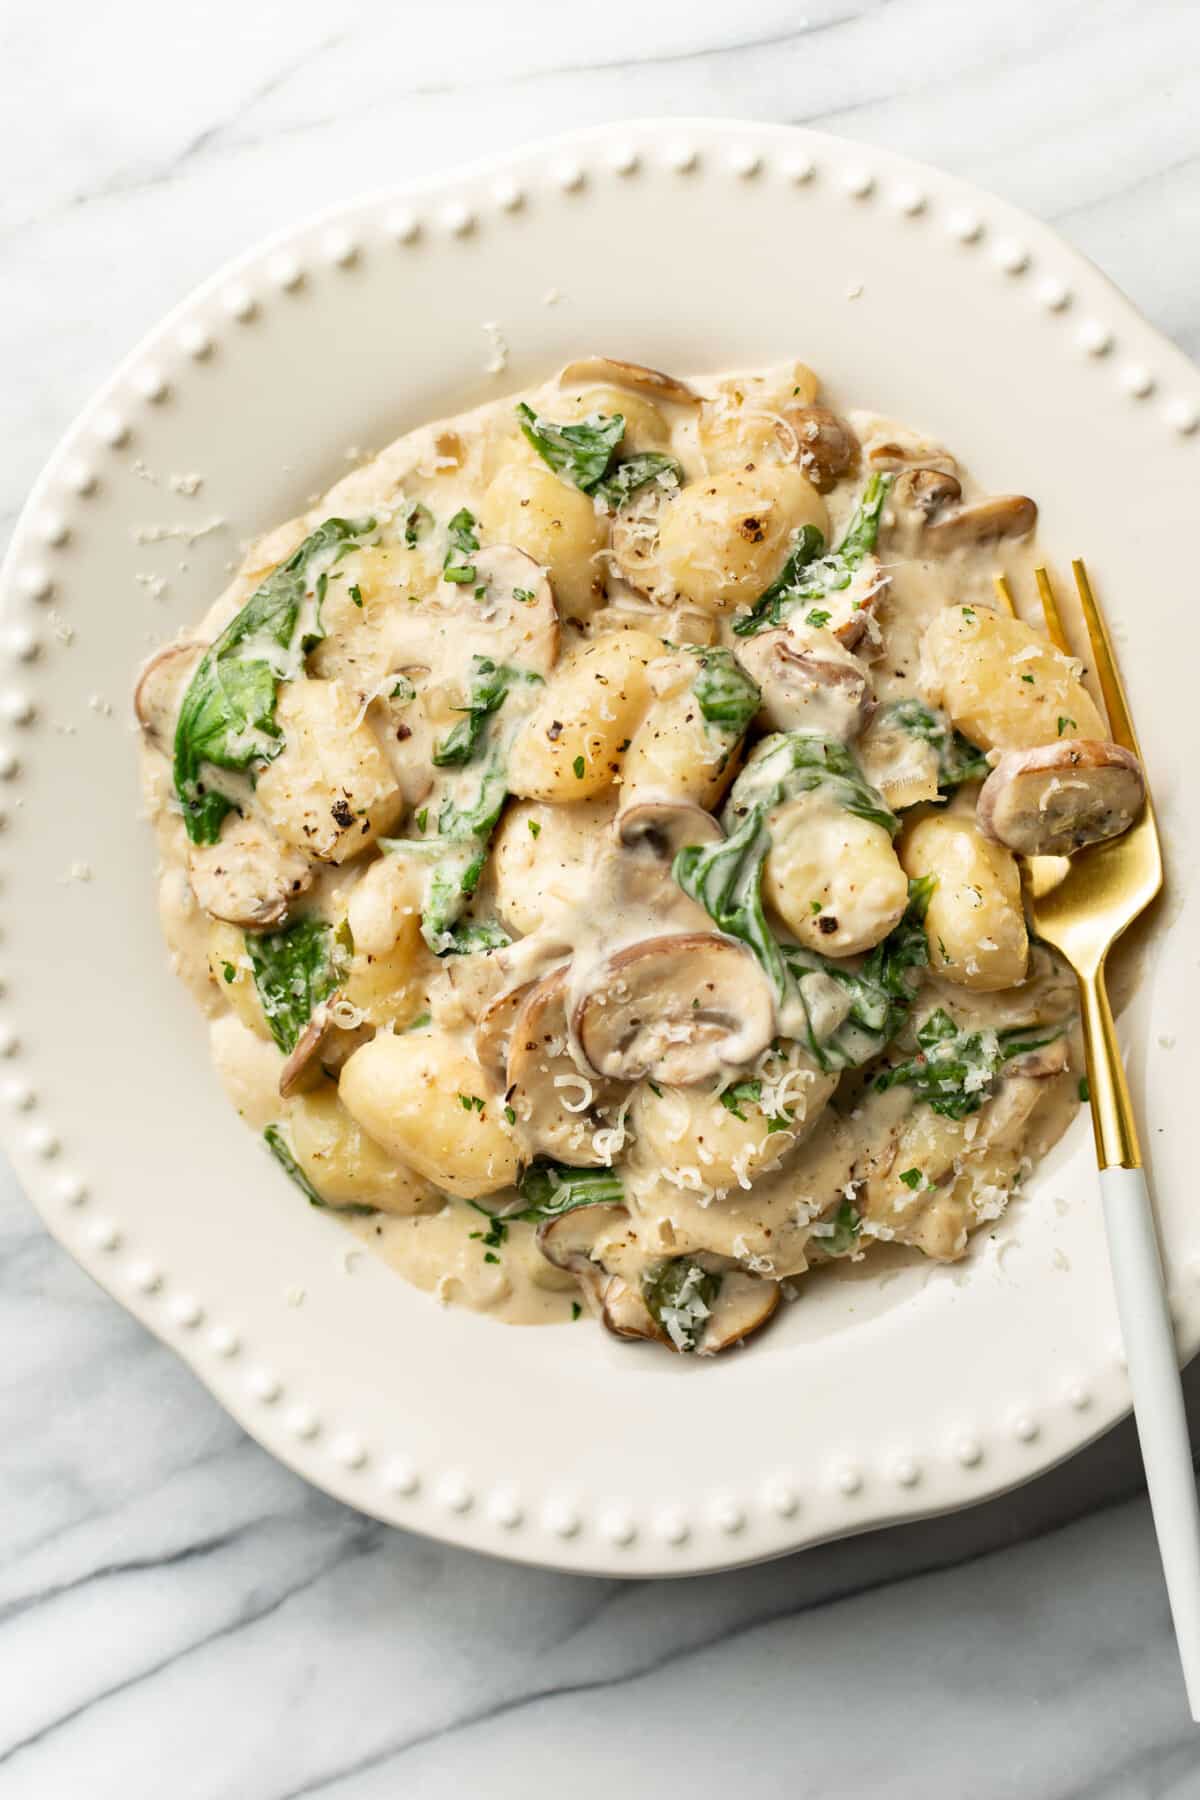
[{"xmin": 136, "ymin": 356, "xmax": 1146, "ymax": 1355}]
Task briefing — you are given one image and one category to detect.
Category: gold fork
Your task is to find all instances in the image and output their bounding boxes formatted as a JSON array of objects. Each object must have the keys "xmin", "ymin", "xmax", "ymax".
[{"xmin": 997, "ymin": 562, "xmax": 1200, "ymax": 1717}]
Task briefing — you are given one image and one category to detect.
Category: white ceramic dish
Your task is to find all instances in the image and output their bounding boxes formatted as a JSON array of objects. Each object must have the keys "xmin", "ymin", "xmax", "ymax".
[{"xmin": 4, "ymin": 120, "xmax": 1198, "ymax": 1576}]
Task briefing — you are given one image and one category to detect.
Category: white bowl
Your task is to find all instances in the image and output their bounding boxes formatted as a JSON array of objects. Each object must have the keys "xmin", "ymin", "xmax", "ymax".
[{"xmin": 3, "ymin": 120, "xmax": 1197, "ymax": 1575}]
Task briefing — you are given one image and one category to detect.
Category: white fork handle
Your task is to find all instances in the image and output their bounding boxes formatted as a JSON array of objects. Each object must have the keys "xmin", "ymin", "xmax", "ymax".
[{"xmin": 1102, "ymin": 1165, "xmax": 1200, "ymax": 1718}]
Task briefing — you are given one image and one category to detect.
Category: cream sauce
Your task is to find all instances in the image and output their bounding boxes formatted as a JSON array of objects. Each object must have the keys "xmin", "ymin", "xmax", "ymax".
[{"xmin": 139, "ymin": 359, "xmax": 1106, "ymax": 1344}]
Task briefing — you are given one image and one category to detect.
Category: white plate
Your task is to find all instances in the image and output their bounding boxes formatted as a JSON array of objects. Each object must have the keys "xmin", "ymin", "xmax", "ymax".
[{"xmin": 3, "ymin": 120, "xmax": 1198, "ymax": 1575}]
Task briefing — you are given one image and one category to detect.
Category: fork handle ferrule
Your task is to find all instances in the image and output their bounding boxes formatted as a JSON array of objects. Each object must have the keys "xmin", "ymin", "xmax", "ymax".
[{"xmin": 1080, "ymin": 967, "xmax": 1142, "ymax": 1169}]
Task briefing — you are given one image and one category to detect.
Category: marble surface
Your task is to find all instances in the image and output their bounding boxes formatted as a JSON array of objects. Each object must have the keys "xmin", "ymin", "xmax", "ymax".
[{"xmin": 4, "ymin": 1, "xmax": 1200, "ymax": 1792}]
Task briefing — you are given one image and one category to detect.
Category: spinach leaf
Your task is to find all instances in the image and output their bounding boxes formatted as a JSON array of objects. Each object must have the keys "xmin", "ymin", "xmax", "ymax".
[
  {"xmin": 731, "ymin": 523, "xmax": 826, "ymax": 638},
  {"xmin": 733, "ymin": 473, "xmax": 892, "ymax": 638},
  {"xmin": 886, "ymin": 698, "xmax": 990, "ymax": 789},
  {"xmin": 811, "ymin": 1198, "xmax": 861, "ymax": 1257},
  {"xmin": 245, "ymin": 915, "xmax": 347, "ymax": 1054},
  {"xmin": 727, "ymin": 732, "xmax": 900, "ymax": 837},
  {"xmin": 384, "ymin": 750, "xmax": 510, "ymax": 952},
  {"xmin": 593, "ymin": 451, "xmax": 683, "ymax": 510},
  {"xmin": 173, "ymin": 516, "xmax": 375, "ymax": 843},
  {"xmin": 439, "ymin": 918, "xmax": 512, "ymax": 956},
  {"xmin": 432, "ymin": 656, "xmax": 542, "ymax": 767},
  {"xmin": 515, "ymin": 1160, "xmax": 624, "ymax": 1218},
  {"xmin": 688, "ymin": 646, "xmax": 760, "ymax": 735},
  {"xmin": 874, "ymin": 1008, "xmax": 1063, "ymax": 1120},
  {"xmin": 516, "ymin": 403, "xmax": 625, "ymax": 494},
  {"xmin": 673, "ymin": 804, "xmax": 787, "ymax": 998},
  {"xmin": 443, "ymin": 508, "xmax": 480, "ymax": 584},
  {"xmin": 642, "ymin": 1259, "xmax": 722, "ymax": 1353},
  {"xmin": 264, "ymin": 1124, "xmax": 377, "ymax": 1216}
]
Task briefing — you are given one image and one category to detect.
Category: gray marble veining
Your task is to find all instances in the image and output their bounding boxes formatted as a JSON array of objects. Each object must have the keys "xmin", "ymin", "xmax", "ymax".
[{"xmin": 4, "ymin": 1, "xmax": 1200, "ymax": 1792}]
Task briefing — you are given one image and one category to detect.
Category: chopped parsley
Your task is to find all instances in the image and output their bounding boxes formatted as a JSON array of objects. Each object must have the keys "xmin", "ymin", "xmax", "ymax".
[
  {"xmin": 458, "ymin": 1093, "xmax": 485, "ymax": 1112},
  {"xmin": 1079, "ymin": 1076, "xmax": 1091, "ymax": 1103},
  {"xmin": 572, "ymin": 754, "xmax": 586, "ymax": 779},
  {"xmin": 221, "ymin": 961, "xmax": 236, "ymax": 984},
  {"xmin": 443, "ymin": 507, "xmax": 480, "ymax": 584},
  {"xmin": 571, "ymin": 1301, "xmax": 582, "ymax": 1320},
  {"xmin": 1057, "ymin": 716, "xmax": 1076, "ymax": 736},
  {"xmin": 898, "ymin": 1167, "xmax": 924, "ymax": 1190},
  {"xmin": 1020, "ymin": 672, "xmax": 1034, "ymax": 683},
  {"xmin": 805, "ymin": 608, "xmax": 831, "ymax": 629},
  {"xmin": 528, "ymin": 819, "xmax": 541, "ymax": 838},
  {"xmin": 403, "ymin": 500, "xmax": 433, "ymax": 547},
  {"xmin": 512, "ymin": 586, "xmax": 535, "ymax": 603},
  {"xmin": 348, "ymin": 583, "xmax": 364, "ymax": 608},
  {"xmin": 719, "ymin": 1079, "xmax": 761, "ymax": 1121}
]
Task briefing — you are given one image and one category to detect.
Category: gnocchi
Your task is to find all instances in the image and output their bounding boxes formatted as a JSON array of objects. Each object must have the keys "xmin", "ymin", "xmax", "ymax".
[{"xmin": 140, "ymin": 355, "xmax": 1134, "ymax": 1354}]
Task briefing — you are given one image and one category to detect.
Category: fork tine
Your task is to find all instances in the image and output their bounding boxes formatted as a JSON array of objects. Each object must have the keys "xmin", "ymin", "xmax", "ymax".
[
  {"xmin": 992, "ymin": 573, "xmax": 1016, "ymax": 617},
  {"xmin": 1034, "ymin": 567, "xmax": 1070, "ymax": 654},
  {"xmin": 1072, "ymin": 559, "xmax": 1140, "ymax": 757}
]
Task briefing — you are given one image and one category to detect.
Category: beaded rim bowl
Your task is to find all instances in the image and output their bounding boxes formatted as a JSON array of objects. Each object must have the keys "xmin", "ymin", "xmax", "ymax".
[{"xmin": 1, "ymin": 119, "xmax": 1196, "ymax": 1574}]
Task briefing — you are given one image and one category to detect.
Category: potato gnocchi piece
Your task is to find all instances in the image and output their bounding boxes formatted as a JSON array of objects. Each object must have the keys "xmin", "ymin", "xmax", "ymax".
[
  {"xmin": 555, "ymin": 383, "xmax": 671, "ymax": 451},
  {"xmin": 763, "ymin": 789, "xmax": 908, "ymax": 957},
  {"xmin": 482, "ymin": 451, "xmax": 607, "ymax": 621},
  {"xmin": 649, "ymin": 465, "xmax": 829, "ymax": 615},
  {"xmin": 618, "ymin": 652, "xmax": 741, "ymax": 814},
  {"xmin": 255, "ymin": 678, "xmax": 404, "ymax": 863},
  {"xmin": 507, "ymin": 629, "xmax": 662, "ymax": 801},
  {"xmin": 630, "ymin": 1054, "xmax": 837, "ymax": 1194},
  {"xmin": 339, "ymin": 1029, "xmax": 520, "ymax": 1199},
  {"xmin": 491, "ymin": 794, "xmax": 617, "ymax": 935},
  {"xmin": 899, "ymin": 805, "xmax": 1028, "ymax": 992},
  {"xmin": 288, "ymin": 1085, "xmax": 441, "ymax": 1216},
  {"xmin": 921, "ymin": 606, "xmax": 1105, "ymax": 752}
]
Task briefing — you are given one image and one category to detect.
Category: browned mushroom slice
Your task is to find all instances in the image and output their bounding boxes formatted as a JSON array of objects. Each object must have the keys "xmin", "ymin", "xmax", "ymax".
[
  {"xmin": 885, "ymin": 466, "xmax": 963, "ymax": 524},
  {"xmin": 474, "ymin": 981, "xmax": 533, "ymax": 1093},
  {"xmin": 787, "ymin": 405, "xmax": 860, "ymax": 492},
  {"xmin": 558, "ymin": 356, "xmax": 700, "ymax": 407},
  {"xmin": 926, "ymin": 493, "xmax": 1037, "ymax": 550},
  {"xmin": 733, "ymin": 629, "xmax": 871, "ymax": 737},
  {"xmin": 536, "ymin": 1201, "xmax": 632, "ymax": 1307},
  {"xmin": 977, "ymin": 740, "xmax": 1145, "ymax": 856},
  {"xmin": 134, "ymin": 641, "xmax": 202, "ymax": 747},
  {"xmin": 576, "ymin": 934, "xmax": 774, "ymax": 1086},
  {"xmin": 615, "ymin": 801, "xmax": 723, "ymax": 861},
  {"xmin": 187, "ymin": 813, "xmax": 313, "ymax": 929},
  {"xmin": 278, "ymin": 996, "xmax": 371, "ymax": 1097},
  {"xmin": 507, "ymin": 967, "xmax": 620, "ymax": 1164},
  {"xmin": 700, "ymin": 1272, "xmax": 781, "ymax": 1353},
  {"xmin": 602, "ymin": 1276, "xmax": 668, "ymax": 1344},
  {"xmin": 826, "ymin": 557, "xmax": 890, "ymax": 652}
]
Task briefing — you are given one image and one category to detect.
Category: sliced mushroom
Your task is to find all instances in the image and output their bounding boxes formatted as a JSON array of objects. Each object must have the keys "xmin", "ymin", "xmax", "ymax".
[
  {"xmin": 134, "ymin": 641, "xmax": 202, "ymax": 747},
  {"xmin": 186, "ymin": 813, "xmax": 313, "ymax": 930},
  {"xmin": 576, "ymin": 934, "xmax": 774, "ymax": 1086},
  {"xmin": 700, "ymin": 1272, "xmax": 781, "ymax": 1353},
  {"xmin": 927, "ymin": 493, "xmax": 1037, "ymax": 550},
  {"xmin": 615, "ymin": 801, "xmax": 723, "ymax": 861},
  {"xmin": 826, "ymin": 556, "xmax": 889, "ymax": 653},
  {"xmin": 886, "ymin": 467, "xmax": 963, "ymax": 525},
  {"xmin": 977, "ymin": 741, "xmax": 1145, "ymax": 856},
  {"xmin": 602, "ymin": 1276, "xmax": 667, "ymax": 1344},
  {"xmin": 474, "ymin": 980, "xmax": 533, "ymax": 1093},
  {"xmin": 733, "ymin": 629, "xmax": 871, "ymax": 737},
  {"xmin": 558, "ymin": 356, "xmax": 700, "ymax": 407},
  {"xmin": 507, "ymin": 967, "xmax": 622, "ymax": 1164},
  {"xmin": 278, "ymin": 995, "xmax": 371, "ymax": 1097},
  {"xmin": 788, "ymin": 405, "xmax": 860, "ymax": 492},
  {"xmin": 536, "ymin": 1201, "xmax": 633, "ymax": 1308}
]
